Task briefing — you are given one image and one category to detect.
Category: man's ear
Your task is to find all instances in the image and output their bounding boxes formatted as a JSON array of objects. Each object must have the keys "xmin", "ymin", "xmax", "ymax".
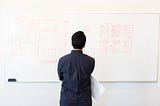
[{"xmin": 83, "ymin": 43, "xmax": 86, "ymax": 48}]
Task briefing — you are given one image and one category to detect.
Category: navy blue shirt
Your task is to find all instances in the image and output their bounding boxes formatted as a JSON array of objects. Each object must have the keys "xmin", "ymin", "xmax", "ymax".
[{"xmin": 58, "ymin": 50, "xmax": 95, "ymax": 106}]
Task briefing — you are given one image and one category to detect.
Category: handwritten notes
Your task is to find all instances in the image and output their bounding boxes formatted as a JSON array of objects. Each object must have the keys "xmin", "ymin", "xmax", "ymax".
[
  {"xmin": 5, "ymin": 13, "xmax": 159, "ymax": 82},
  {"xmin": 99, "ymin": 23, "xmax": 134, "ymax": 54},
  {"xmin": 9, "ymin": 16, "xmax": 70, "ymax": 63}
]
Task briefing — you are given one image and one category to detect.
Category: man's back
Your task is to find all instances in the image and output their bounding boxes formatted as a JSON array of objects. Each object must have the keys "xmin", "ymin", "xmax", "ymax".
[{"xmin": 58, "ymin": 50, "xmax": 95, "ymax": 106}]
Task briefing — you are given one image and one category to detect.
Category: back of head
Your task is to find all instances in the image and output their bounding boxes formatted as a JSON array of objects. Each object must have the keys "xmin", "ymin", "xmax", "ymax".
[{"xmin": 72, "ymin": 31, "xmax": 86, "ymax": 49}]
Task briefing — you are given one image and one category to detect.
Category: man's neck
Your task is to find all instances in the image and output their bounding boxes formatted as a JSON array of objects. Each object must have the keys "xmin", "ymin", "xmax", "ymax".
[{"xmin": 73, "ymin": 49, "xmax": 82, "ymax": 51}]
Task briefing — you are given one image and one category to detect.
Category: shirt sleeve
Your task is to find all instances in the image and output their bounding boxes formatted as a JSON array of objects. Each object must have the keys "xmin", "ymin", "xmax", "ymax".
[
  {"xmin": 91, "ymin": 58, "xmax": 95, "ymax": 74},
  {"xmin": 57, "ymin": 59, "xmax": 64, "ymax": 81}
]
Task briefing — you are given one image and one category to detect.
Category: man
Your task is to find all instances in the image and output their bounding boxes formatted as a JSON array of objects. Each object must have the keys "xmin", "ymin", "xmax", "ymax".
[{"xmin": 57, "ymin": 31, "xmax": 95, "ymax": 106}]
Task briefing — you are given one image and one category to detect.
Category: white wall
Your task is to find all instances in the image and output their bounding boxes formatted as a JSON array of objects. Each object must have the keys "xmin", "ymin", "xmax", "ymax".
[{"xmin": 0, "ymin": 0, "xmax": 160, "ymax": 106}]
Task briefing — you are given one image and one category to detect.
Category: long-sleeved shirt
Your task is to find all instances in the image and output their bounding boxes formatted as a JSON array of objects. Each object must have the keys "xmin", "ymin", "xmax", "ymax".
[{"xmin": 58, "ymin": 50, "xmax": 95, "ymax": 106}]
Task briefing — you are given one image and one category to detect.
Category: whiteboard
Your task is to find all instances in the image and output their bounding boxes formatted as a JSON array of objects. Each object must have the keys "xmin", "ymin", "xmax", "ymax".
[
  {"xmin": 5, "ymin": 13, "xmax": 159, "ymax": 82},
  {"xmin": 0, "ymin": 13, "xmax": 5, "ymax": 77}
]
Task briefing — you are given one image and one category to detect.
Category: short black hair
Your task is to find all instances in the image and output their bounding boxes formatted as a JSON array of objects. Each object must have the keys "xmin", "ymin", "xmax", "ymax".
[{"xmin": 72, "ymin": 31, "xmax": 86, "ymax": 49}]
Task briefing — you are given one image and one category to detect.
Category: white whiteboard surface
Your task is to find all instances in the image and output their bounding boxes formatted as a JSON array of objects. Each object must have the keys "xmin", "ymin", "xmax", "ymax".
[
  {"xmin": 0, "ymin": 13, "xmax": 6, "ymax": 78},
  {"xmin": 5, "ymin": 13, "xmax": 159, "ymax": 82}
]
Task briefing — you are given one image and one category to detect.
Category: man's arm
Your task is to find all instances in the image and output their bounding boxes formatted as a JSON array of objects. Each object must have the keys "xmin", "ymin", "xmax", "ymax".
[
  {"xmin": 91, "ymin": 58, "xmax": 95, "ymax": 74},
  {"xmin": 57, "ymin": 59, "xmax": 64, "ymax": 81}
]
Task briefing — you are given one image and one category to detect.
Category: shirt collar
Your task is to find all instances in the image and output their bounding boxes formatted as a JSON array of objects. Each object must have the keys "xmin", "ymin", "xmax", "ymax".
[{"xmin": 71, "ymin": 50, "xmax": 83, "ymax": 54}]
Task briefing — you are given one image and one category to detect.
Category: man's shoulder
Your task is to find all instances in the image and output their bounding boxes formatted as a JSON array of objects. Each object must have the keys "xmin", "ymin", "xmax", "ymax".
[
  {"xmin": 83, "ymin": 53, "xmax": 95, "ymax": 62},
  {"xmin": 58, "ymin": 53, "xmax": 71, "ymax": 62}
]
